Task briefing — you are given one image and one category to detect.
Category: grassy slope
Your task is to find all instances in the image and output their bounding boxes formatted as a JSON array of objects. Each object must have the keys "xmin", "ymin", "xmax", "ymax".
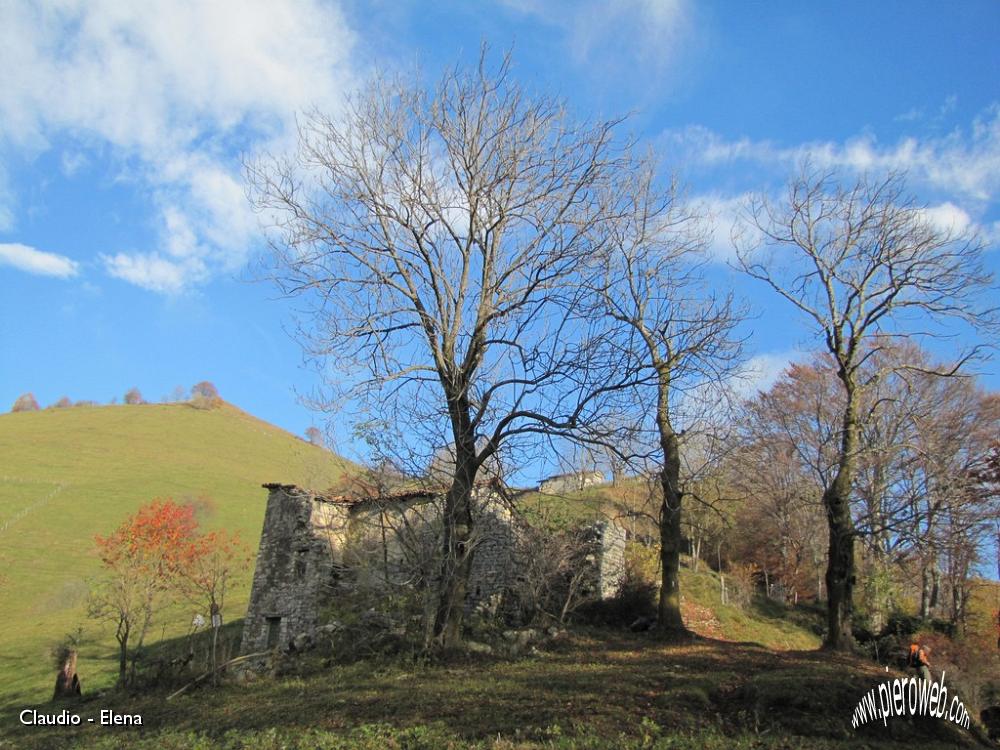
[
  {"xmin": 0, "ymin": 403, "xmax": 352, "ymax": 707},
  {"xmin": 3, "ymin": 633, "xmax": 984, "ymax": 749},
  {"xmin": 517, "ymin": 479, "xmax": 823, "ymax": 651},
  {"xmin": 679, "ymin": 562, "xmax": 823, "ymax": 650}
]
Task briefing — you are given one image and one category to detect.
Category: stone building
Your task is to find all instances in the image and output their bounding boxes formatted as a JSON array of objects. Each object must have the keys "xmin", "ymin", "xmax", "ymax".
[
  {"xmin": 240, "ymin": 480, "xmax": 624, "ymax": 654},
  {"xmin": 537, "ymin": 470, "xmax": 605, "ymax": 495}
]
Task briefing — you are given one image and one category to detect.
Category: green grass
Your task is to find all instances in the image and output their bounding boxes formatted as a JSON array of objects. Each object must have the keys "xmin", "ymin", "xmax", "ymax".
[
  {"xmin": 678, "ymin": 562, "xmax": 824, "ymax": 650},
  {"xmin": 1, "ymin": 631, "xmax": 984, "ymax": 749},
  {"xmin": 0, "ymin": 402, "xmax": 352, "ymax": 708},
  {"xmin": 514, "ymin": 478, "xmax": 655, "ymax": 530}
]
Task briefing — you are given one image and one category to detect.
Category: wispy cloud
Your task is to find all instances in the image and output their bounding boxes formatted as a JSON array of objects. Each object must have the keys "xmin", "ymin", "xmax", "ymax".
[
  {"xmin": 731, "ymin": 350, "xmax": 801, "ymax": 399},
  {"xmin": 662, "ymin": 105, "xmax": 1000, "ymax": 204},
  {"xmin": 101, "ymin": 252, "xmax": 203, "ymax": 295},
  {"xmin": 694, "ymin": 192, "xmax": 755, "ymax": 262},
  {"xmin": 0, "ymin": 0, "xmax": 358, "ymax": 293},
  {"xmin": 500, "ymin": 0, "xmax": 692, "ymax": 74},
  {"xmin": 0, "ymin": 243, "xmax": 79, "ymax": 278}
]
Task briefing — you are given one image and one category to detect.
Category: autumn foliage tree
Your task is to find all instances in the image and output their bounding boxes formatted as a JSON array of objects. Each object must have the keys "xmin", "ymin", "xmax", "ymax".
[
  {"xmin": 190, "ymin": 381, "xmax": 222, "ymax": 409},
  {"xmin": 90, "ymin": 500, "xmax": 198, "ymax": 686},
  {"xmin": 89, "ymin": 499, "xmax": 245, "ymax": 686},
  {"xmin": 736, "ymin": 169, "xmax": 997, "ymax": 651},
  {"xmin": 191, "ymin": 381, "xmax": 219, "ymax": 400},
  {"xmin": 124, "ymin": 387, "xmax": 145, "ymax": 405},
  {"xmin": 11, "ymin": 392, "xmax": 39, "ymax": 412}
]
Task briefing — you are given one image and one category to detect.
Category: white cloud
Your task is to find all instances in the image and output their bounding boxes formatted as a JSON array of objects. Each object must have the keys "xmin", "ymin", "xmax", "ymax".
[
  {"xmin": 501, "ymin": 0, "xmax": 691, "ymax": 72},
  {"xmin": 731, "ymin": 350, "xmax": 800, "ymax": 398},
  {"xmin": 0, "ymin": 0, "xmax": 358, "ymax": 292},
  {"xmin": 918, "ymin": 202, "xmax": 973, "ymax": 235},
  {"xmin": 695, "ymin": 192, "xmax": 754, "ymax": 262},
  {"xmin": 60, "ymin": 151, "xmax": 89, "ymax": 177},
  {"xmin": 101, "ymin": 252, "xmax": 204, "ymax": 295},
  {"xmin": 0, "ymin": 162, "xmax": 13, "ymax": 231},
  {"xmin": 663, "ymin": 106, "xmax": 1000, "ymax": 204},
  {"xmin": 0, "ymin": 243, "xmax": 80, "ymax": 278}
]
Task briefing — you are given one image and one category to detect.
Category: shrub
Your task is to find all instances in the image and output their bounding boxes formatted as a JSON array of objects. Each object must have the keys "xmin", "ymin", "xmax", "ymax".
[
  {"xmin": 51, "ymin": 396, "xmax": 72, "ymax": 409},
  {"xmin": 124, "ymin": 387, "xmax": 145, "ymax": 405},
  {"xmin": 190, "ymin": 394, "xmax": 223, "ymax": 410},
  {"xmin": 191, "ymin": 381, "xmax": 219, "ymax": 399},
  {"xmin": 190, "ymin": 381, "xmax": 222, "ymax": 410},
  {"xmin": 11, "ymin": 392, "xmax": 39, "ymax": 412}
]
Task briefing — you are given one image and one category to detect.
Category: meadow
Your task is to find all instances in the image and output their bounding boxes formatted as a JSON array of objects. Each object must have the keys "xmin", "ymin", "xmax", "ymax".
[{"xmin": 0, "ymin": 402, "xmax": 351, "ymax": 709}]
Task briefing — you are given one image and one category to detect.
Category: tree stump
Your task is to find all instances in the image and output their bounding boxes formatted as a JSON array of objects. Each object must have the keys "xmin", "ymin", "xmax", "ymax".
[{"xmin": 53, "ymin": 648, "xmax": 81, "ymax": 699}]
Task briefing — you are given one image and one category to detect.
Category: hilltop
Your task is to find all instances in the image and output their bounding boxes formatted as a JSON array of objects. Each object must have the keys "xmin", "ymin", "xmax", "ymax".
[{"xmin": 0, "ymin": 401, "xmax": 353, "ymax": 707}]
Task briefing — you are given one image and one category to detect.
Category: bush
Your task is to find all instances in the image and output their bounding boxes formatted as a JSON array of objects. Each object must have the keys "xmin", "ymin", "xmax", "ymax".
[
  {"xmin": 191, "ymin": 381, "xmax": 220, "ymax": 399},
  {"xmin": 190, "ymin": 394, "xmax": 223, "ymax": 410},
  {"xmin": 190, "ymin": 382, "xmax": 223, "ymax": 409},
  {"xmin": 51, "ymin": 396, "xmax": 72, "ymax": 409},
  {"xmin": 11, "ymin": 392, "xmax": 39, "ymax": 412}
]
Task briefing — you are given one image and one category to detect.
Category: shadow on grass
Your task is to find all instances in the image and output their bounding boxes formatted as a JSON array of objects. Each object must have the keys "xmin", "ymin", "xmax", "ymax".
[{"xmin": 3, "ymin": 628, "xmax": 989, "ymax": 749}]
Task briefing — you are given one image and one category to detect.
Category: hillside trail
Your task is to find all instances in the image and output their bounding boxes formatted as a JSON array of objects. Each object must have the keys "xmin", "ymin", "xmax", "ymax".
[{"xmin": 0, "ymin": 478, "xmax": 67, "ymax": 535}]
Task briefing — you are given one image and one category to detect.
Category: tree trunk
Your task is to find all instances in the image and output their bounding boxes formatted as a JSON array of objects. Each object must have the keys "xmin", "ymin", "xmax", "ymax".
[
  {"xmin": 656, "ymin": 411, "xmax": 688, "ymax": 637},
  {"xmin": 919, "ymin": 562, "xmax": 932, "ymax": 618},
  {"xmin": 823, "ymin": 475, "xmax": 856, "ymax": 650},
  {"xmin": 116, "ymin": 623, "xmax": 129, "ymax": 686},
  {"xmin": 929, "ymin": 568, "xmax": 940, "ymax": 613},
  {"xmin": 210, "ymin": 601, "xmax": 221, "ymax": 685},
  {"xmin": 434, "ymin": 421, "xmax": 478, "ymax": 650},
  {"xmin": 822, "ymin": 390, "xmax": 859, "ymax": 652},
  {"xmin": 53, "ymin": 649, "xmax": 81, "ymax": 700}
]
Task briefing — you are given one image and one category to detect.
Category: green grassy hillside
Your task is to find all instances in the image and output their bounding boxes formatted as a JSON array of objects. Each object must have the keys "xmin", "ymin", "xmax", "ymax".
[
  {"xmin": 0, "ymin": 402, "xmax": 352, "ymax": 707},
  {"xmin": 516, "ymin": 479, "xmax": 823, "ymax": 651}
]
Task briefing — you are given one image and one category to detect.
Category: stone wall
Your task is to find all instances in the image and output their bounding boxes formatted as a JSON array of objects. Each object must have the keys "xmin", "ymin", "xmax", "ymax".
[
  {"xmin": 240, "ymin": 482, "xmax": 624, "ymax": 655},
  {"xmin": 240, "ymin": 484, "xmax": 351, "ymax": 654},
  {"xmin": 577, "ymin": 520, "xmax": 627, "ymax": 599},
  {"xmin": 538, "ymin": 471, "xmax": 605, "ymax": 495}
]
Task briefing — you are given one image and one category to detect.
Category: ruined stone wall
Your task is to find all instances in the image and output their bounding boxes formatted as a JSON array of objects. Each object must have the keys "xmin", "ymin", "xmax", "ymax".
[
  {"xmin": 466, "ymin": 490, "xmax": 517, "ymax": 614},
  {"xmin": 240, "ymin": 483, "xmax": 623, "ymax": 655},
  {"xmin": 538, "ymin": 471, "xmax": 605, "ymax": 495},
  {"xmin": 240, "ymin": 485, "xmax": 351, "ymax": 654},
  {"xmin": 578, "ymin": 520, "xmax": 627, "ymax": 599},
  {"xmin": 344, "ymin": 488, "xmax": 517, "ymax": 614}
]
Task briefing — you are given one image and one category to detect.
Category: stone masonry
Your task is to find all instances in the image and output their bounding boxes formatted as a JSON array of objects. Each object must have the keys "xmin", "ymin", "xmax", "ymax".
[
  {"xmin": 240, "ymin": 480, "xmax": 625, "ymax": 654},
  {"xmin": 537, "ymin": 471, "xmax": 605, "ymax": 495}
]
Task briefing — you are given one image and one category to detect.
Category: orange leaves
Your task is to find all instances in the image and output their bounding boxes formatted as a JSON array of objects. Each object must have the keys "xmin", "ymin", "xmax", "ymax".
[
  {"xmin": 94, "ymin": 499, "xmax": 197, "ymax": 576},
  {"xmin": 94, "ymin": 498, "xmax": 247, "ymax": 599}
]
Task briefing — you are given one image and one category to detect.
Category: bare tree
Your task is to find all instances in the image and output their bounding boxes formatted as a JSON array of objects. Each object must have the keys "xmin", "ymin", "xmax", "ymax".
[
  {"xmin": 736, "ymin": 168, "xmax": 997, "ymax": 650},
  {"xmin": 246, "ymin": 51, "xmax": 637, "ymax": 648},
  {"xmin": 594, "ymin": 160, "xmax": 744, "ymax": 636},
  {"xmin": 124, "ymin": 387, "xmax": 144, "ymax": 406},
  {"xmin": 305, "ymin": 426, "xmax": 325, "ymax": 448}
]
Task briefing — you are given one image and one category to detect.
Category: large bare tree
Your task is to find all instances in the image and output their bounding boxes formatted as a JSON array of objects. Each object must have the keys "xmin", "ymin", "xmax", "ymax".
[
  {"xmin": 246, "ymin": 52, "xmax": 637, "ymax": 648},
  {"xmin": 595, "ymin": 161, "xmax": 744, "ymax": 636},
  {"xmin": 736, "ymin": 168, "xmax": 996, "ymax": 650}
]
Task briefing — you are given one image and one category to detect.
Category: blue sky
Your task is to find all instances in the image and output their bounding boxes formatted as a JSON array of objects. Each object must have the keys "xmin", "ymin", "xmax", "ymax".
[{"xmin": 2, "ymin": 0, "xmax": 999, "ymax": 470}]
